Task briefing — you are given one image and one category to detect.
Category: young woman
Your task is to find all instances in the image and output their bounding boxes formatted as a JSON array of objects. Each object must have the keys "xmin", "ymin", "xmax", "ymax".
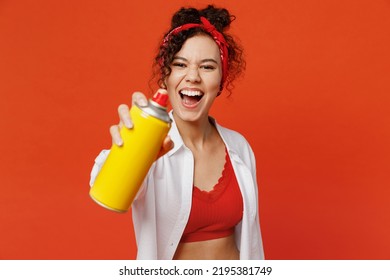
[{"xmin": 90, "ymin": 5, "xmax": 264, "ymax": 260}]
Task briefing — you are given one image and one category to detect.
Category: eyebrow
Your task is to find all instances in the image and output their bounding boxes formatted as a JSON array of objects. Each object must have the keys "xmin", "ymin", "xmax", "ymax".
[{"xmin": 173, "ymin": 56, "xmax": 218, "ymax": 64}]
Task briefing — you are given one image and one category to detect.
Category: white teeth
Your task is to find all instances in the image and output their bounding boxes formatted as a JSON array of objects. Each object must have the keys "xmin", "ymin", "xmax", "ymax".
[{"xmin": 180, "ymin": 90, "xmax": 203, "ymax": 96}]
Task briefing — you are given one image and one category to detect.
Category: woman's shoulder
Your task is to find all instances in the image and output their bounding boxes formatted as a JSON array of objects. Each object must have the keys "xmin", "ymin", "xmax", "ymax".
[
  {"xmin": 217, "ymin": 124, "xmax": 247, "ymax": 143},
  {"xmin": 215, "ymin": 122, "xmax": 253, "ymax": 153}
]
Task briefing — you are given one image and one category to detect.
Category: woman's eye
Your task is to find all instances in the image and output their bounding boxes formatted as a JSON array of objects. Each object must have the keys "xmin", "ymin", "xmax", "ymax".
[
  {"xmin": 172, "ymin": 62, "xmax": 186, "ymax": 68},
  {"xmin": 201, "ymin": 65, "xmax": 216, "ymax": 70}
]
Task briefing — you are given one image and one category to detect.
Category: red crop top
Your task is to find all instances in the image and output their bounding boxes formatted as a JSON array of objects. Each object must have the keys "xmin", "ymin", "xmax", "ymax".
[{"xmin": 180, "ymin": 150, "xmax": 243, "ymax": 243}]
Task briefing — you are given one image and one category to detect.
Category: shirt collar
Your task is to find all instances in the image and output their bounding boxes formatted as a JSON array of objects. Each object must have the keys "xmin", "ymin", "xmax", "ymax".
[
  {"xmin": 166, "ymin": 111, "xmax": 239, "ymax": 158},
  {"xmin": 167, "ymin": 111, "xmax": 185, "ymax": 157}
]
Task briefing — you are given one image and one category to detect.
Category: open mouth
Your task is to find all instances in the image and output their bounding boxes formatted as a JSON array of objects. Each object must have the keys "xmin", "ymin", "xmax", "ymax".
[{"xmin": 179, "ymin": 89, "xmax": 204, "ymax": 106}]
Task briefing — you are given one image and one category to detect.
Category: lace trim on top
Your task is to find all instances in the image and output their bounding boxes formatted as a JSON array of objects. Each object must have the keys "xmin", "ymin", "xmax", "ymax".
[{"xmin": 193, "ymin": 149, "xmax": 231, "ymax": 202}]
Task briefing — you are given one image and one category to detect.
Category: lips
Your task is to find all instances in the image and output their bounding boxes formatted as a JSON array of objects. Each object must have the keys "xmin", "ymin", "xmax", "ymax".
[{"xmin": 179, "ymin": 89, "xmax": 204, "ymax": 107}]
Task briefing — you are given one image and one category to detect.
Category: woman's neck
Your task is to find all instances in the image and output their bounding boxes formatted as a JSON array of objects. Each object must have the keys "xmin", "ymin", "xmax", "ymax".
[{"xmin": 173, "ymin": 113, "xmax": 214, "ymax": 151}]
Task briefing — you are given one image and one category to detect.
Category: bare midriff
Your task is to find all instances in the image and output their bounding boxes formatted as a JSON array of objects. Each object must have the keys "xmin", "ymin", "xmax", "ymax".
[{"xmin": 173, "ymin": 234, "xmax": 239, "ymax": 260}]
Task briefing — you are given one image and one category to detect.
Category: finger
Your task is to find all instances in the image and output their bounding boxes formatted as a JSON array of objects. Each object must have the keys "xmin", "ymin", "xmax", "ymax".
[
  {"xmin": 162, "ymin": 135, "xmax": 174, "ymax": 151},
  {"xmin": 132, "ymin": 91, "xmax": 148, "ymax": 107},
  {"xmin": 118, "ymin": 104, "xmax": 132, "ymax": 129},
  {"xmin": 157, "ymin": 136, "xmax": 174, "ymax": 158},
  {"xmin": 109, "ymin": 124, "xmax": 123, "ymax": 146}
]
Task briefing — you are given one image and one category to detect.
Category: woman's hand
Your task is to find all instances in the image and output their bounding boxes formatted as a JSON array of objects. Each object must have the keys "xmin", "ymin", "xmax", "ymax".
[{"xmin": 109, "ymin": 90, "xmax": 174, "ymax": 159}]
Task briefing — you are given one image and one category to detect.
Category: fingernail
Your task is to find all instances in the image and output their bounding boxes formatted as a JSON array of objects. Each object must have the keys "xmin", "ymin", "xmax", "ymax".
[
  {"xmin": 138, "ymin": 98, "xmax": 148, "ymax": 107},
  {"xmin": 115, "ymin": 139, "xmax": 123, "ymax": 146},
  {"xmin": 124, "ymin": 119, "xmax": 132, "ymax": 129}
]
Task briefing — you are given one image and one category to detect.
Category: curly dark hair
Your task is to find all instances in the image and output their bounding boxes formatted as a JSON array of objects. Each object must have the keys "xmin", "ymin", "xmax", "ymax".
[{"xmin": 152, "ymin": 5, "xmax": 245, "ymax": 95}]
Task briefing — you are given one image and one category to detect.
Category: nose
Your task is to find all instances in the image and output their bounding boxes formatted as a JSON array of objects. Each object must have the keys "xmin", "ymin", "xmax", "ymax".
[{"xmin": 185, "ymin": 66, "xmax": 201, "ymax": 83}]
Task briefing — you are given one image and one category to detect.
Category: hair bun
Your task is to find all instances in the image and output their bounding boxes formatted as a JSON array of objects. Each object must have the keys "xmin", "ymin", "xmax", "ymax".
[
  {"xmin": 200, "ymin": 5, "xmax": 233, "ymax": 31},
  {"xmin": 171, "ymin": 8, "xmax": 200, "ymax": 28},
  {"xmin": 171, "ymin": 5, "xmax": 233, "ymax": 32}
]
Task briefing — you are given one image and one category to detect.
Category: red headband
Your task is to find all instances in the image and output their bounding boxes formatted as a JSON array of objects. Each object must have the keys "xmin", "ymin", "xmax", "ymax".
[{"xmin": 162, "ymin": 16, "xmax": 229, "ymax": 87}]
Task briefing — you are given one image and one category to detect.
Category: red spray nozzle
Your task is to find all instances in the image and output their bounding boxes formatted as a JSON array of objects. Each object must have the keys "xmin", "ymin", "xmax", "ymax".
[{"xmin": 152, "ymin": 90, "xmax": 169, "ymax": 107}]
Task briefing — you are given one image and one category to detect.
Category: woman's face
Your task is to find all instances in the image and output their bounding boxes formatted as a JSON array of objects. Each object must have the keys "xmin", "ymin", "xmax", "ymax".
[{"xmin": 165, "ymin": 34, "xmax": 222, "ymax": 123}]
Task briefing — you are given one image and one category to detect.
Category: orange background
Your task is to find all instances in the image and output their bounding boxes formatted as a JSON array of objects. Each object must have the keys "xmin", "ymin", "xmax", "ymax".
[{"xmin": 1, "ymin": 0, "xmax": 389, "ymax": 259}]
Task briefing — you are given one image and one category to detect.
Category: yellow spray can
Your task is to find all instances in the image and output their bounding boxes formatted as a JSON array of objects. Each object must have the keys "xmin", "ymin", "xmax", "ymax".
[{"xmin": 89, "ymin": 91, "xmax": 171, "ymax": 212}]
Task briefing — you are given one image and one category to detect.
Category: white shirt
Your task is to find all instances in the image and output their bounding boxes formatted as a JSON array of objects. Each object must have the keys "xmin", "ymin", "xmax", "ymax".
[{"xmin": 90, "ymin": 114, "xmax": 264, "ymax": 260}]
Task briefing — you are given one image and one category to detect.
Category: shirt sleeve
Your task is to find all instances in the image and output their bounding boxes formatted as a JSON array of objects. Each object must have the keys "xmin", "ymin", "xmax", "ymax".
[{"xmin": 89, "ymin": 149, "xmax": 110, "ymax": 187}]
